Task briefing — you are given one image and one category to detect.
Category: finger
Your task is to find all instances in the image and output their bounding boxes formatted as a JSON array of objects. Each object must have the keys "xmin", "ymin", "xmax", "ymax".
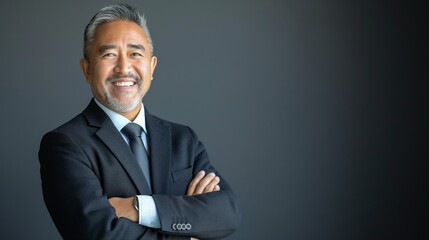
[
  {"xmin": 194, "ymin": 172, "xmax": 216, "ymax": 194},
  {"xmin": 187, "ymin": 171, "xmax": 205, "ymax": 196},
  {"xmin": 214, "ymin": 185, "xmax": 220, "ymax": 191},
  {"xmin": 203, "ymin": 176, "xmax": 220, "ymax": 193}
]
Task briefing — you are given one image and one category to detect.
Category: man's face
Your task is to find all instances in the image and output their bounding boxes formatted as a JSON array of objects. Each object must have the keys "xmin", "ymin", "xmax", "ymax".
[{"xmin": 80, "ymin": 20, "xmax": 157, "ymax": 118}]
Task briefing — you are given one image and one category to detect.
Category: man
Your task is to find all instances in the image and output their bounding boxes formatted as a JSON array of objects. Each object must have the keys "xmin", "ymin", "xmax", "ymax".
[{"xmin": 39, "ymin": 4, "xmax": 240, "ymax": 240}]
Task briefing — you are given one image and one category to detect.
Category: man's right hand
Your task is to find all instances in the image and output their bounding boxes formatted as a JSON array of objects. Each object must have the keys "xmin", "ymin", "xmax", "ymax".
[{"xmin": 186, "ymin": 171, "xmax": 221, "ymax": 196}]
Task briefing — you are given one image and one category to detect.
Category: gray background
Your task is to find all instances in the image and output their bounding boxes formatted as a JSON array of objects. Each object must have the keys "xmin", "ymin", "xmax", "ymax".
[{"xmin": 0, "ymin": 0, "xmax": 423, "ymax": 239}]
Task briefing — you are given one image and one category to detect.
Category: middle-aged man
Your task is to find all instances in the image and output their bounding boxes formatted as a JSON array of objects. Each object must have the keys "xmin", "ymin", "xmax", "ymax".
[{"xmin": 39, "ymin": 4, "xmax": 241, "ymax": 240}]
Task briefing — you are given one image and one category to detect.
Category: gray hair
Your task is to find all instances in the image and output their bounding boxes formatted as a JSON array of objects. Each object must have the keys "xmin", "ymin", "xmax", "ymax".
[{"xmin": 83, "ymin": 4, "xmax": 153, "ymax": 59}]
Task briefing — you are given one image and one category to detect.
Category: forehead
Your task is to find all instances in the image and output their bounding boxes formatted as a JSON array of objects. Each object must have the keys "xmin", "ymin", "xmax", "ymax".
[{"xmin": 92, "ymin": 20, "xmax": 150, "ymax": 48}]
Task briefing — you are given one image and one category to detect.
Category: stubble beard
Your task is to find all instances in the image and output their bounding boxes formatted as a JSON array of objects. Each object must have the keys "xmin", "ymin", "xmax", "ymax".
[{"xmin": 104, "ymin": 89, "xmax": 142, "ymax": 113}]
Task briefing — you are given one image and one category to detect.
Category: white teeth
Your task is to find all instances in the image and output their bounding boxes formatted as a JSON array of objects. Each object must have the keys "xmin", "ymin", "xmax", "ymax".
[{"xmin": 113, "ymin": 81, "xmax": 134, "ymax": 87}]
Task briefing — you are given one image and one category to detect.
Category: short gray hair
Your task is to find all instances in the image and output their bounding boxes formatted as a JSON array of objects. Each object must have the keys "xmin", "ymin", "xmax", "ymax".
[{"xmin": 83, "ymin": 4, "xmax": 153, "ymax": 59}]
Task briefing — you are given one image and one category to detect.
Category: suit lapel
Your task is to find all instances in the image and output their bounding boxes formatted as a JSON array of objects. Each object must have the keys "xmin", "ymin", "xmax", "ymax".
[
  {"xmin": 83, "ymin": 100, "xmax": 152, "ymax": 195},
  {"xmin": 146, "ymin": 111, "xmax": 171, "ymax": 194}
]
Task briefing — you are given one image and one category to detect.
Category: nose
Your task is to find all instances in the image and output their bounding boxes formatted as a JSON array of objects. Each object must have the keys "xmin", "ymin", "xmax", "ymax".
[{"xmin": 114, "ymin": 54, "xmax": 131, "ymax": 74}]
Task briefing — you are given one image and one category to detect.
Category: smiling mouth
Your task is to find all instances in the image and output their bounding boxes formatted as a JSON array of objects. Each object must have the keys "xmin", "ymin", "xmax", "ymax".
[{"xmin": 112, "ymin": 81, "xmax": 136, "ymax": 87}]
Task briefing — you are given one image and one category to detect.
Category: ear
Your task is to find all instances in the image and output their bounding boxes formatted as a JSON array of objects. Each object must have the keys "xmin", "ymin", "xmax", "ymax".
[
  {"xmin": 80, "ymin": 58, "xmax": 91, "ymax": 83},
  {"xmin": 150, "ymin": 56, "xmax": 158, "ymax": 80}
]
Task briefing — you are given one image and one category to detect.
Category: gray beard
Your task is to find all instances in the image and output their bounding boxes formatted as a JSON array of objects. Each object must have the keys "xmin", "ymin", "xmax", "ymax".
[
  {"xmin": 105, "ymin": 95, "xmax": 141, "ymax": 113},
  {"xmin": 103, "ymin": 89, "xmax": 142, "ymax": 113}
]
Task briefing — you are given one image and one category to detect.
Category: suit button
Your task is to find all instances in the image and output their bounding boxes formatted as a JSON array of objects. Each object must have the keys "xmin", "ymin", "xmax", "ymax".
[
  {"xmin": 177, "ymin": 223, "xmax": 184, "ymax": 230},
  {"xmin": 185, "ymin": 223, "xmax": 192, "ymax": 230}
]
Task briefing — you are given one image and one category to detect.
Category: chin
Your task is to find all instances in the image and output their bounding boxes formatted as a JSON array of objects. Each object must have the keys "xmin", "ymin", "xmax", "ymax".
[{"xmin": 106, "ymin": 98, "xmax": 141, "ymax": 113}]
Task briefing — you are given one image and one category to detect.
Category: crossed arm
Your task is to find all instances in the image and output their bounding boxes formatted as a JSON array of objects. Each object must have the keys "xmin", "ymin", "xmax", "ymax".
[
  {"xmin": 108, "ymin": 171, "xmax": 220, "ymax": 240},
  {"xmin": 108, "ymin": 170, "xmax": 221, "ymax": 222},
  {"xmin": 40, "ymin": 129, "xmax": 240, "ymax": 239}
]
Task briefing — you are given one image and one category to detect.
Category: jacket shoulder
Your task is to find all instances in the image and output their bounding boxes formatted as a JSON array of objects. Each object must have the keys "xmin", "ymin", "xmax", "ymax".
[
  {"xmin": 50, "ymin": 113, "xmax": 89, "ymax": 135},
  {"xmin": 147, "ymin": 113, "xmax": 197, "ymax": 138}
]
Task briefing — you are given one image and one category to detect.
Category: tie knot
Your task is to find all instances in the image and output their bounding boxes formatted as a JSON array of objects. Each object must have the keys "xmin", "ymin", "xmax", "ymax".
[{"xmin": 122, "ymin": 123, "xmax": 143, "ymax": 138}]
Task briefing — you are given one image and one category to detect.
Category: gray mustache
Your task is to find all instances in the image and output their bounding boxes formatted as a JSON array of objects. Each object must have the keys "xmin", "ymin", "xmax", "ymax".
[{"xmin": 106, "ymin": 74, "xmax": 142, "ymax": 85}]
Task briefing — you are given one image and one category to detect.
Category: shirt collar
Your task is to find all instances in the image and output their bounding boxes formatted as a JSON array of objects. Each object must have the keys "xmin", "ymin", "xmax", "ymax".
[{"xmin": 94, "ymin": 98, "xmax": 147, "ymax": 134}]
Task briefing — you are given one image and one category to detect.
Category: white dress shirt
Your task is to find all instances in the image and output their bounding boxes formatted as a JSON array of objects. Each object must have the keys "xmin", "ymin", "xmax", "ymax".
[{"xmin": 94, "ymin": 99, "xmax": 161, "ymax": 228}]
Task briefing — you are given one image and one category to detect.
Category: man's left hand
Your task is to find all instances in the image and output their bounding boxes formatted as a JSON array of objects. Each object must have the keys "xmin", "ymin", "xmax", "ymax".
[{"xmin": 186, "ymin": 171, "xmax": 220, "ymax": 196}]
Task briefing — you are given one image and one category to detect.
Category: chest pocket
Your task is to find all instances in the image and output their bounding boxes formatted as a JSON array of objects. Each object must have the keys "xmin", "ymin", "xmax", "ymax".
[
  {"xmin": 170, "ymin": 167, "xmax": 193, "ymax": 195},
  {"xmin": 171, "ymin": 167, "xmax": 193, "ymax": 182}
]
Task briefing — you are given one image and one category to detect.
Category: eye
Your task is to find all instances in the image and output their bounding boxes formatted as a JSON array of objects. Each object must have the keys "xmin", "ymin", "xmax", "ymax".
[
  {"xmin": 131, "ymin": 52, "xmax": 143, "ymax": 57},
  {"xmin": 102, "ymin": 53, "xmax": 116, "ymax": 58}
]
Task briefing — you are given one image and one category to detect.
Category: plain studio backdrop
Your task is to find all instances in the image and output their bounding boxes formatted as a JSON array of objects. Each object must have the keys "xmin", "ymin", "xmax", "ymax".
[{"xmin": 0, "ymin": 1, "xmax": 424, "ymax": 239}]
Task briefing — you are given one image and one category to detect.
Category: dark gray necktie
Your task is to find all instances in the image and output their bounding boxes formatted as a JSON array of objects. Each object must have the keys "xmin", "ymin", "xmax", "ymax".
[{"xmin": 121, "ymin": 123, "xmax": 151, "ymax": 190}]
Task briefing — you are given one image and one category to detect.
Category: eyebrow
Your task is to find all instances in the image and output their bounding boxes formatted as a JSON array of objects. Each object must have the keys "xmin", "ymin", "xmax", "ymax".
[
  {"xmin": 127, "ymin": 44, "xmax": 145, "ymax": 51},
  {"xmin": 97, "ymin": 44, "xmax": 146, "ymax": 54},
  {"xmin": 97, "ymin": 45, "xmax": 116, "ymax": 54}
]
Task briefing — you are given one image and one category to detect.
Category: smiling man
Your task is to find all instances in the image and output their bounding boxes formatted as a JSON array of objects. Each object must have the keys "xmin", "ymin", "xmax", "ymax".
[
  {"xmin": 81, "ymin": 20, "xmax": 156, "ymax": 121},
  {"xmin": 39, "ymin": 4, "xmax": 240, "ymax": 240}
]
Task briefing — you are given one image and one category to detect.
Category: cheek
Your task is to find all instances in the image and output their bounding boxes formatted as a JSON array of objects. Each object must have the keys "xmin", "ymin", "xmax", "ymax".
[
  {"xmin": 90, "ymin": 64, "xmax": 112, "ymax": 85},
  {"xmin": 93, "ymin": 61, "xmax": 113, "ymax": 76},
  {"xmin": 136, "ymin": 62, "xmax": 150, "ymax": 77}
]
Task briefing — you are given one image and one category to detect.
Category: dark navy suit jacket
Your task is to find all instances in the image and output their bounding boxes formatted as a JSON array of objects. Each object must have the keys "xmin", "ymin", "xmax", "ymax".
[{"xmin": 39, "ymin": 99, "xmax": 240, "ymax": 239}]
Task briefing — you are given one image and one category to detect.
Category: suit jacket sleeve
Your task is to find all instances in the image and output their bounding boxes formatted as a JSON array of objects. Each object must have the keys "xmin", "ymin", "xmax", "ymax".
[
  {"xmin": 152, "ymin": 127, "xmax": 241, "ymax": 239},
  {"xmin": 39, "ymin": 131, "xmax": 189, "ymax": 240}
]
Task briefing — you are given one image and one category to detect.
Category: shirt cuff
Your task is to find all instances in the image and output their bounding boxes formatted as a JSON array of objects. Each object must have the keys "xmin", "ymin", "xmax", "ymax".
[{"xmin": 137, "ymin": 195, "xmax": 161, "ymax": 228}]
